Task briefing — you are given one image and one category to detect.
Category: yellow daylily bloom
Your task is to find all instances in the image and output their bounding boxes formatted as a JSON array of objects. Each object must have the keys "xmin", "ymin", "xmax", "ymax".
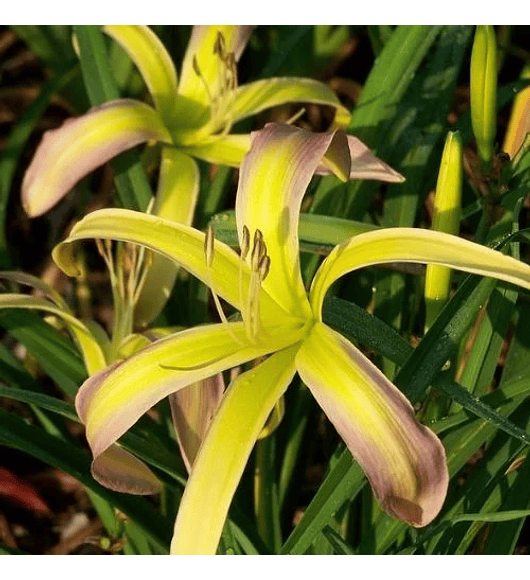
[
  {"xmin": 22, "ymin": 25, "xmax": 351, "ymax": 327},
  {"xmin": 52, "ymin": 122, "xmax": 530, "ymax": 554}
]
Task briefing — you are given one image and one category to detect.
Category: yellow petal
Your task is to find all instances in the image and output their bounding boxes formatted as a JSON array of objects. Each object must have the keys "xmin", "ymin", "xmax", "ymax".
[
  {"xmin": 76, "ymin": 321, "xmax": 305, "ymax": 461},
  {"xmin": 52, "ymin": 208, "xmax": 285, "ymax": 322},
  {"xmin": 22, "ymin": 99, "xmax": 171, "ymax": 217},
  {"xmin": 310, "ymin": 228, "xmax": 530, "ymax": 318},
  {"xmin": 103, "ymin": 25, "xmax": 179, "ymax": 124},
  {"xmin": 236, "ymin": 123, "xmax": 351, "ymax": 318},
  {"xmin": 171, "ymin": 345, "xmax": 298, "ymax": 554},
  {"xmin": 296, "ymin": 322, "xmax": 448, "ymax": 527},
  {"xmin": 133, "ymin": 149, "xmax": 200, "ymax": 327}
]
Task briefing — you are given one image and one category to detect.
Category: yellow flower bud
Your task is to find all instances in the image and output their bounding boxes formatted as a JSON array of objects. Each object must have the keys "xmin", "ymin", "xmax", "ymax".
[{"xmin": 425, "ymin": 131, "xmax": 463, "ymax": 329}]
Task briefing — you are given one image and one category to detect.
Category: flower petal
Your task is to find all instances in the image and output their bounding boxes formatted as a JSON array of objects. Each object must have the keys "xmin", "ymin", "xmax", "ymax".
[
  {"xmin": 52, "ymin": 208, "xmax": 286, "ymax": 322},
  {"xmin": 178, "ymin": 25, "xmax": 254, "ymax": 125},
  {"xmin": 181, "ymin": 133, "xmax": 251, "ymax": 167},
  {"xmin": 171, "ymin": 345, "xmax": 298, "ymax": 555},
  {"xmin": 22, "ymin": 99, "xmax": 171, "ymax": 217},
  {"xmin": 75, "ymin": 321, "xmax": 305, "ymax": 463},
  {"xmin": 310, "ymin": 227, "xmax": 530, "ymax": 318},
  {"xmin": 103, "ymin": 25, "xmax": 179, "ymax": 124},
  {"xmin": 315, "ymin": 134, "xmax": 405, "ymax": 182},
  {"xmin": 236, "ymin": 123, "xmax": 351, "ymax": 318},
  {"xmin": 169, "ymin": 373, "xmax": 224, "ymax": 473},
  {"xmin": 133, "ymin": 148, "xmax": 200, "ymax": 327},
  {"xmin": 91, "ymin": 444, "xmax": 162, "ymax": 495},
  {"xmin": 224, "ymin": 77, "xmax": 351, "ymax": 130},
  {"xmin": 0, "ymin": 293, "xmax": 107, "ymax": 375},
  {"xmin": 296, "ymin": 322, "xmax": 448, "ymax": 526}
]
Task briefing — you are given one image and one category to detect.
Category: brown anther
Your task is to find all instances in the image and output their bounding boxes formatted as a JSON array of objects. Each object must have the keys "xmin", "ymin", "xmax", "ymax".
[
  {"xmin": 214, "ymin": 31, "xmax": 226, "ymax": 58},
  {"xmin": 192, "ymin": 54, "xmax": 201, "ymax": 77},
  {"xmin": 258, "ymin": 255, "xmax": 271, "ymax": 282},
  {"xmin": 204, "ymin": 224, "xmax": 215, "ymax": 267},
  {"xmin": 251, "ymin": 230, "xmax": 266, "ymax": 270},
  {"xmin": 240, "ymin": 225, "xmax": 250, "ymax": 260}
]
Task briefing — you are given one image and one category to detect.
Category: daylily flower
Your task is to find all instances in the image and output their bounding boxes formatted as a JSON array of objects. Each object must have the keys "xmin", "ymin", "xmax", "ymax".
[
  {"xmin": 22, "ymin": 25, "xmax": 351, "ymax": 326},
  {"xmin": 51, "ymin": 123, "xmax": 530, "ymax": 555}
]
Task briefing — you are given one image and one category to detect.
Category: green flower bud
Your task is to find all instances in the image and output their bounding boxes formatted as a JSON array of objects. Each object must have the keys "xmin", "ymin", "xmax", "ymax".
[{"xmin": 471, "ymin": 25, "xmax": 498, "ymax": 164}]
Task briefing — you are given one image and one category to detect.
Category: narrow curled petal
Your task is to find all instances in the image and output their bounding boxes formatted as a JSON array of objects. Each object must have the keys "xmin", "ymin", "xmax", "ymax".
[
  {"xmin": 133, "ymin": 149, "xmax": 200, "ymax": 327},
  {"xmin": 103, "ymin": 25, "xmax": 179, "ymax": 123},
  {"xmin": 171, "ymin": 345, "xmax": 298, "ymax": 555},
  {"xmin": 0, "ymin": 294, "xmax": 107, "ymax": 375},
  {"xmin": 91, "ymin": 444, "xmax": 162, "ymax": 495},
  {"xmin": 178, "ymin": 25, "xmax": 254, "ymax": 124},
  {"xmin": 296, "ymin": 322, "xmax": 448, "ymax": 526},
  {"xmin": 236, "ymin": 123, "xmax": 351, "ymax": 318},
  {"xmin": 315, "ymin": 134, "xmax": 405, "ymax": 183},
  {"xmin": 225, "ymin": 77, "xmax": 351, "ymax": 130},
  {"xmin": 180, "ymin": 133, "xmax": 251, "ymax": 167},
  {"xmin": 52, "ymin": 208, "xmax": 286, "ymax": 322},
  {"xmin": 310, "ymin": 227, "xmax": 530, "ymax": 318},
  {"xmin": 169, "ymin": 373, "xmax": 224, "ymax": 472},
  {"xmin": 22, "ymin": 99, "xmax": 171, "ymax": 217},
  {"xmin": 75, "ymin": 321, "xmax": 305, "ymax": 463}
]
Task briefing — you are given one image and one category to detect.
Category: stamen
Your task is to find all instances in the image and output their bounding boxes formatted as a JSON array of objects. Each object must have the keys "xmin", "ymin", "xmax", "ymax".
[
  {"xmin": 204, "ymin": 225, "xmax": 241, "ymax": 344},
  {"xmin": 258, "ymin": 255, "xmax": 271, "ymax": 282},
  {"xmin": 286, "ymin": 107, "xmax": 306, "ymax": 125},
  {"xmin": 213, "ymin": 31, "xmax": 226, "ymax": 59},
  {"xmin": 244, "ymin": 229, "xmax": 271, "ymax": 343},
  {"xmin": 251, "ymin": 229, "xmax": 266, "ymax": 270},
  {"xmin": 192, "ymin": 54, "xmax": 214, "ymax": 107},
  {"xmin": 238, "ymin": 225, "xmax": 250, "ymax": 326},
  {"xmin": 204, "ymin": 224, "xmax": 215, "ymax": 268},
  {"xmin": 240, "ymin": 225, "xmax": 250, "ymax": 260}
]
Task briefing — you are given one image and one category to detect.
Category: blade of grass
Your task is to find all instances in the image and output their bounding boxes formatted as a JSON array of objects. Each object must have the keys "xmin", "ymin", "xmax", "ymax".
[{"xmin": 0, "ymin": 309, "xmax": 86, "ymax": 397}]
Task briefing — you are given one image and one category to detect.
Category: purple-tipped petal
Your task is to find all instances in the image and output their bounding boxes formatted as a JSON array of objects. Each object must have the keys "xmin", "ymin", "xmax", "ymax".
[
  {"xmin": 316, "ymin": 135, "xmax": 405, "ymax": 182},
  {"xmin": 235, "ymin": 122, "xmax": 351, "ymax": 318},
  {"xmin": 296, "ymin": 322, "xmax": 448, "ymax": 527},
  {"xmin": 22, "ymin": 99, "xmax": 171, "ymax": 217},
  {"xmin": 169, "ymin": 374, "xmax": 225, "ymax": 472},
  {"xmin": 91, "ymin": 444, "xmax": 162, "ymax": 495}
]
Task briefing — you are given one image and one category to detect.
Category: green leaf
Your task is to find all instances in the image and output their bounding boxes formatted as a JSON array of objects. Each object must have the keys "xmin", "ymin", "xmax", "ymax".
[
  {"xmin": 322, "ymin": 525, "xmax": 356, "ymax": 555},
  {"xmin": 211, "ymin": 210, "xmax": 379, "ymax": 254},
  {"xmin": 0, "ymin": 309, "xmax": 86, "ymax": 397}
]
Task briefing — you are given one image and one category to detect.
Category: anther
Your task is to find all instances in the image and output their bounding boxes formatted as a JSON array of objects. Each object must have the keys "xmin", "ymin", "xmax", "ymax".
[
  {"xmin": 240, "ymin": 225, "xmax": 250, "ymax": 260},
  {"xmin": 214, "ymin": 31, "xmax": 226, "ymax": 59},
  {"xmin": 204, "ymin": 224, "xmax": 215, "ymax": 267},
  {"xmin": 258, "ymin": 255, "xmax": 271, "ymax": 282},
  {"xmin": 251, "ymin": 229, "xmax": 266, "ymax": 270},
  {"xmin": 192, "ymin": 54, "xmax": 201, "ymax": 77}
]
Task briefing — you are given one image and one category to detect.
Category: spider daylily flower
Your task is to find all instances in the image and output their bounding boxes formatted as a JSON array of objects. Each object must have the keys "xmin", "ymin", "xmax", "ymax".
[
  {"xmin": 22, "ymin": 25, "xmax": 351, "ymax": 327},
  {"xmin": 51, "ymin": 123, "xmax": 530, "ymax": 555}
]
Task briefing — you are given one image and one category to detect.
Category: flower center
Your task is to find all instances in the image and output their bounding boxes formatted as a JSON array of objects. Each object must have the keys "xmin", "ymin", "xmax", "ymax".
[{"xmin": 204, "ymin": 224, "xmax": 271, "ymax": 345}]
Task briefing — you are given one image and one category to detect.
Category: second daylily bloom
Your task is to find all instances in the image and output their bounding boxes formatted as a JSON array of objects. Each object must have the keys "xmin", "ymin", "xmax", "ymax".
[
  {"xmin": 52, "ymin": 123, "xmax": 530, "ymax": 555},
  {"xmin": 22, "ymin": 25, "xmax": 351, "ymax": 327}
]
